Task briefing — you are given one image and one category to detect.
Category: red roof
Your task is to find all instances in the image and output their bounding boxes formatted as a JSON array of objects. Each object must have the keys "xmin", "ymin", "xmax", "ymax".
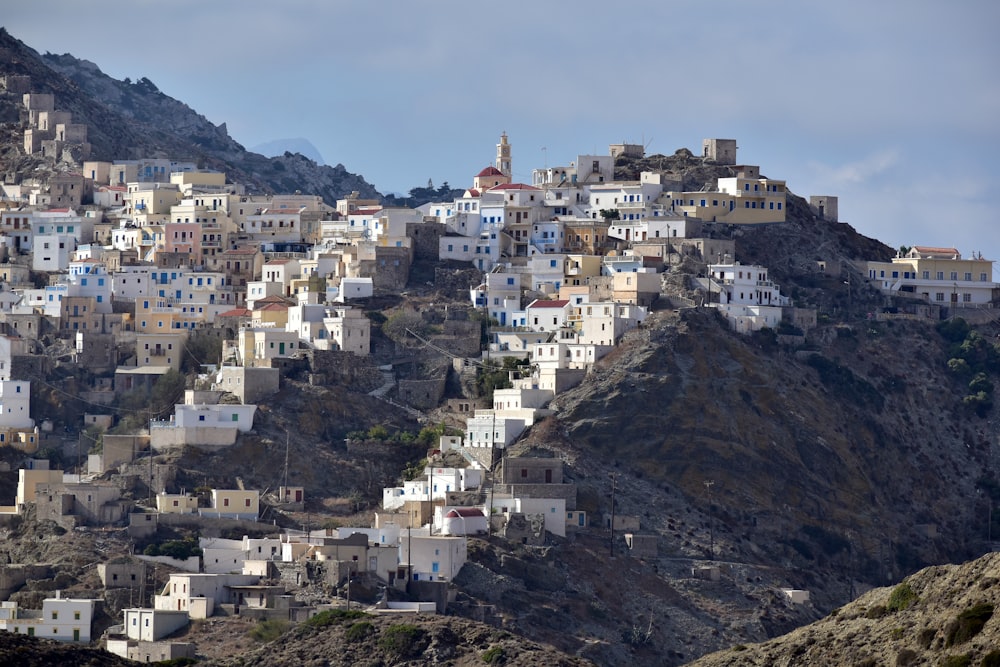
[
  {"xmin": 254, "ymin": 295, "xmax": 294, "ymax": 305},
  {"xmin": 265, "ymin": 259, "xmax": 292, "ymax": 265},
  {"xmin": 529, "ymin": 299, "xmax": 569, "ymax": 309},
  {"xmin": 446, "ymin": 508, "xmax": 485, "ymax": 518},
  {"xmin": 218, "ymin": 308, "xmax": 252, "ymax": 317},
  {"xmin": 256, "ymin": 302, "xmax": 289, "ymax": 312},
  {"xmin": 476, "ymin": 166, "xmax": 504, "ymax": 177},
  {"xmin": 465, "ymin": 189, "xmax": 481, "ymax": 197},
  {"xmin": 487, "ymin": 183, "xmax": 539, "ymax": 191},
  {"xmin": 913, "ymin": 246, "xmax": 960, "ymax": 255}
]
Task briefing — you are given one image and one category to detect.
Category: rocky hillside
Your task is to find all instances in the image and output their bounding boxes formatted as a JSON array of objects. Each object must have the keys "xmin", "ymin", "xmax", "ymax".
[
  {"xmin": 0, "ymin": 631, "xmax": 134, "ymax": 667},
  {"xmin": 688, "ymin": 551, "xmax": 1000, "ymax": 666},
  {"xmin": 206, "ymin": 610, "xmax": 593, "ymax": 667},
  {"xmin": 0, "ymin": 28, "xmax": 380, "ymax": 204},
  {"xmin": 548, "ymin": 304, "xmax": 998, "ymax": 597}
]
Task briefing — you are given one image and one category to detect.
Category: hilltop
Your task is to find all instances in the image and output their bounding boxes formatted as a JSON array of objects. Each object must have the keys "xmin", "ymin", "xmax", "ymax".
[{"xmin": 688, "ymin": 551, "xmax": 1000, "ymax": 666}]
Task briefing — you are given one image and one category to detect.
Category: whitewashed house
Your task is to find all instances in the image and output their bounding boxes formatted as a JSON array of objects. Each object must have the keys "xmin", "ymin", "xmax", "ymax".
[
  {"xmin": 399, "ymin": 534, "xmax": 467, "ymax": 583},
  {"xmin": 0, "ymin": 593, "xmax": 96, "ymax": 642}
]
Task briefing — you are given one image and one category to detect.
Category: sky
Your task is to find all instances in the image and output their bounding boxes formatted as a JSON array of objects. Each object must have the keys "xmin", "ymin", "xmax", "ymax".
[{"xmin": 4, "ymin": 1, "xmax": 1000, "ymax": 261}]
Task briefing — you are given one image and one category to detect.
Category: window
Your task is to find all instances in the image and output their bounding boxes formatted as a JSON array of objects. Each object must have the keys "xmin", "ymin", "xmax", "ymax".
[
  {"xmin": 950, "ymin": 272, "xmax": 958, "ymax": 280},
  {"xmin": 935, "ymin": 292, "xmax": 945, "ymax": 301},
  {"xmin": 964, "ymin": 273, "xmax": 972, "ymax": 281},
  {"xmin": 937, "ymin": 272, "xmax": 944, "ymax": 280},
  {"xmin": 981, "ymin": 273, "xmax": 988, "ymax": 281},
  {"xmin": 52, "ymin": 612, "xmax": 58, "ymax": 620}
]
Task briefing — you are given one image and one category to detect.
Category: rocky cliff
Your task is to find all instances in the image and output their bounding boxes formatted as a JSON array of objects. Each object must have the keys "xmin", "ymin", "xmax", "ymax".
[
  {"xmin": 688, "ymin": 551, "xmax": 1000, "ymax": 666},
  {"xmin": 0, "ymin": 28, "xmax": 380, "ymax": 204}
]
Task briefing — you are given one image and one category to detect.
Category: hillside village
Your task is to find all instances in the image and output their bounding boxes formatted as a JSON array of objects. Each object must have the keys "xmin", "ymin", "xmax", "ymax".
[{"xmin": 0, "ymin": 65, "xmax": 999, "ymax": 665}]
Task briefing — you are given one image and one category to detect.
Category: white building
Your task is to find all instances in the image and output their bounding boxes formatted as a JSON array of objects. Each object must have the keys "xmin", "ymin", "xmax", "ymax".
[
  {"xmin": 173, "ymin": 403, "xmax": 256, "ymax": 431},
  {"xmin": 121, "ymin": 608, "xmax": 189, "ymax": 642},
  {"xmin": 154, "ymin": 573, "xmax": 260, "ymax": 618},
  {"xmin": 0, "ymin": 380, "xmax": 33, "ymax": 429},
  {"xmin": 465, "ymin": 411, "xmax": 526, "ymax": 449},
  {"xmin": 435, "ymin": 507, "xmax": 488, "ymax": 536},
  {"xmin": 491, "ymin": 495, "xmax": 567, "ymax": 537},
  {"xmin": 525, "ymin": 299, "xmax": 571, "ymax": 332},
  {"xmin": 32, "ymin": 233, "xmax": 75, "ymax": 271},
  {"xmin": 0, "ymin": 593, "xmax": 96, "ymax": 642},
  {"xmin": 707, "ymin": 262, "xmax": 788, "ymax": 332},
  {"xmin": 332, "ymin": 276, "xmax": 374, "ymax": 302},
  {"xmin": 382, "ymin": 467, "xmax": 482, "ymax": 510},
  {"xmin": 399, "ymin": 534, "xmax": 467, "ymax": 583}
]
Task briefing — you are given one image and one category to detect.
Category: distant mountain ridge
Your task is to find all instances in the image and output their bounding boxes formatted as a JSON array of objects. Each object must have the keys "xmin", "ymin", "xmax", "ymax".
[{"xmin": 251, "ymin": 138, "xmax": 325, "ymax": 165}]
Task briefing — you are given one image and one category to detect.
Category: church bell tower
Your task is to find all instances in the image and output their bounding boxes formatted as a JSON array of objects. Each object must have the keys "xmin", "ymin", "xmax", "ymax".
[{"xmin": 496, "ymin": 132, "xmax": 511, "ymax": 179}]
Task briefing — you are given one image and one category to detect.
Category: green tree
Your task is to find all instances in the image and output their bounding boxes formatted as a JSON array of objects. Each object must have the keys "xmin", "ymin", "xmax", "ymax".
[
  {"xmin": 181, "ymin": 335, "xmax": 222, "ymax": 374},
  {"xmin": 969, "ymin": 372, "xmax": 994, "ymax": 395},
  {"xmin": 947, "ymin": 358, "xmax": 972, "ymax": 377},
  {"xmin": 150, "ymin": 369, "xmax": 187, "ymax": 419}
]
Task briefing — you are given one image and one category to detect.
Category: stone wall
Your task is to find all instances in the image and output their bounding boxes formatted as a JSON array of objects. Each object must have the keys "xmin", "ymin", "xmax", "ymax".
[
  {"xmin": 302, "ymin": 350, "xmax": 382, "ymax": 391},
  {"xmin": 406, "ymin": 221, "xmax": 445, "ymax": 261},
  {"xmin": 500, "ymin": 457, "xmax": 564, "ymax": 484},
  {"xmin": 76, "ymin": 332, "xmax": 116, "ymax": 372},
  {"xmin": 434, "ymin": 266, "xmax": 481, "ymax": 301},
  {"xmin": 370, "ymin": 246, "xmax": 412, "ymax": 292},
  {"xmin": 500, "ymin": 512, "xmax": 546, "ymax": 546},
  {"xmin": 397, "ymin": 376, "xmax": 447, "ymax": 411},
  {"xmin": 150, "ymin": 426, "xmax": 238, "ymax": 451},
  {"xmin": 11, "ymin": 354, "xmax": 49, "ymax": 380},
  {"xmin": 0, "ymin": 564, "xmax": 51, "ymax": 600},
  {"xmin": 215, "ymin": 366, "xmax": 280, "ymax": 404}
]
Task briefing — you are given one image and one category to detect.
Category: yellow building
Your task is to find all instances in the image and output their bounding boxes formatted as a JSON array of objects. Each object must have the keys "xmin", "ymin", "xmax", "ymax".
[
  {"xmin": 563, "ymin": 254, "xmax": 603, "ymax": 287},
  {"xmin": 867, "ymin": 246, "xmax": 997, "ymax": 306},
  {"xmin": 156, "ymin": 493, "xmax": 199, "ymax": 514},
  {"xmin": 17, "ymin": 468, "xmax": 63, "ymax": 507},
  {"xmin": 169, "ymin": 171, "xmax": 227, "ymax": 190},
  {"xmin": 135, "ymin": 299, "xmax": 178, "ymax": 333},
  {"xmin": 663, "ymin": 165, "xmax": 786, "ymax": 224}
]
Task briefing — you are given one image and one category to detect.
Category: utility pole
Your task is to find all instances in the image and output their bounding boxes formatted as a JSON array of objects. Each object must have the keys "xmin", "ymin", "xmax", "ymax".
[
  {"xmin": 147, "ymin": 408, "xmax": 153, "ymax": 506},
  {"xmin": 427, "ymin": 466, "xmax": 434, "ymax": 536},
  {"xmin": 704, "ymin": 480, "xmax": 715, "ymax": 558},
  {"xmin": 609, "ymin": 472, "xmax": 618, "ymax": 557},
  {"xmin": 487, "ymin": 408, "xmax": 497, "ymax": 537}
]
